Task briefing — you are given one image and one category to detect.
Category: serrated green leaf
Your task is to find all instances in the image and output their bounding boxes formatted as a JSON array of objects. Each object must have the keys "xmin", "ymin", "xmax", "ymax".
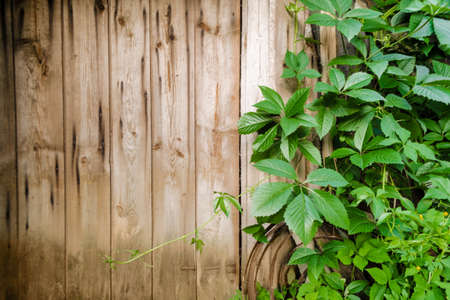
[
  {"xmin": 385, "ymin": 94, "xmax": 412, "ymax": 110},
  {"xmin": 353, "ymin": 255, "xmax": 368, "ymax": 270},
  {"xmin": 331, "ymin": 147, "xmax": 357, "ymax": 158},
  {"xmin": 366, "ymin": 61, "xmax": 388, "ymax": 79},
  {"xmin": 337, "ymin": 19, "xmax": 362, "ymax": 41},
  {"xmin": 363, "ymin": 148, "xmax": 403, "ymax": 168},
  {"xmin": 299, "ymin": 69, "xmax": 322, "ymax": 80},
  {"xmin": 288, "ymin": 247, "xmax": 317, "ymax": 265},
  {"xmin": 348, "ymin": 208, "xmax": 375, "ymax": 234},
  {"xmin": 344, "ymin": 72, "xmax": 373, "ymax": 90},
  {"xmin": 281, "ymin": 68, "xmax": 296, "ymax": 78},
  {"xmin": 344, "ymin": 8, "xmax": 382, "ymax": 19},
  {"xmin": 284, "ymin": 50, "xmax": 298, "ymax": 70},
  {"xmin": 285, "ymin": 88, "xmax": 310, "ymax": 117},
  {"xmin": 345, "ymin": 89, "xmax": 384, "ymax": 102},
  {"xmin": 380, "ymin": 114, "xmax": 411, "ymax": 143},
  {"xmin": 329, "ymin": 68, "xmax": 346, "ymax": 90},
  {"xmin": 433, "ymin": 18, "xmax": 450, "ymax": 45},
  {"xmin": 253, "ymin": 159, "xmax": 298, "ymax": 180},
  {"xmin": 280, "ymin": 117, "xmax": 302, "ymax": 136},
  {"xmin": 316, "ymin": 108, "xmax": 335, "ymax": 139},
  {"xmin": 297, "ymin": 114, "xmax": 318, "ymax": 127},
  {"xmin": 306, "ymin": 13, "xmax": 337, "ymax": 26},
  {"xmin": 314, "ymin": 82, "xmax": 339, "ymax": 93},
  {"xmin": 354, "ymin": 111, "xmax": 374, "ymax": 151},
  {"xmin": 415, "ymin": 65, "xmax": 429, "ymax": 84},
  {"xmin": 311, "ymin": 190, "xmax": 349, "ymax": 229},
  {"xmin": 298, "ymin": 139, "xmax": 322, "ymax": 166},
  {"xmin": 432, "ymin": 60, "xmax": 450, "ymax": 77},
  {"xmin": 323, "ymin": 272, "xmax": 345, "ymax": 291},
  {"xmin": 251, "ymin": 182, "xmax": 292, "ymax": 217},
  {"xmin": 367, "ymin": 268, "xmax": 388, "ymax": 285},
  {"xmin": 330, "ymin": 0, "xmax": 352, "ymax": 17},
  {"xmin": 413, "ymin": 85, "xmax": 450, "ymax": 104},
  {"xmin": 259, "ymin": 86, "xmax": 285, "ymax": 111},
  {"xmin": 351, "ymin": 37, "xmax": 368, "ymax": 58},
  {"xmin": 280, "ymin": 134, "xmax": 298, "ymax": 161},
  {"xmin": 238, "ymin": 112, "xmax": 272, "ymax": 134},
  {"xmin": 306, "ymin": 168, "xmax": 349, "ymax": 187},
  {"xmin": 346, "ymin": 280, "xmax": 368, "ymax": 294},
  {"xmin": 253, "ymin": 100, "xmax": 282, "ymax": 114},
  {"xmin": 301, "ymin": 0, "xmax": 335, "ymax": 14},
  {"xmin": 369, "ymin": 284, "xmax": 386, "ymax": 300},
  {"xmin": 252, "ymin": 124, "xmax": 279, "ymax": 152},
  {"xmin": 329, "ymin": 55, "xmax": 364, "ymax": 66},
  {"xmin": 284, "ymin": 193, "xmax": 320, "ymax": 245}
]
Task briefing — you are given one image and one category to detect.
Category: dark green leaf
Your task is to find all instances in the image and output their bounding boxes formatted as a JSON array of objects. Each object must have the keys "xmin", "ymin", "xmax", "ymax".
[
  {"xmin": 367, "ymin": 268, "xmax": 388, "ymax": 285},
  {"xmin": 259, "ymin": 86, "xmax": 285, "ymax": 111},
  {"xmin": 330, "ymin": 0, "xmax": 352, "ymax": 17},
  {"xmin": 301, "ymin": 0, "xmax": 335, "ymax": 14},
  {"xmin": 354, "ymin": 111, "xmax": 374, "ymax": 151},
  {"xmin": 253, "ymin": 159, "xmax": 298, "ymax": 180},
  {"xmin": 345, "ymin": 280, "xmax": 369, "ymax": 294},
  {"xmin": 251, "ymin": 182, "xmax": 292, "ymax": 217},
  {"xmin": 433, "ymin": 18, "xmax": 450, "ymax": 45},
  {"xmin": 288, "ymin": 247, "xmax": 317, "ymax": 265},
  {"xmin": 412, "ymin": 85, "xmax": 450, "ymax": 104},
  {"xmin": 253, "ymin": 100, "xmax": 282, "ymax": 114},
  {"xmin": 314, "ymin": 82, "xmax": 339, "ymax": 93},
  {"xmin": 366, "ymin": 61, "xmax": 388, "ymax": 79},
  {"xmin": 331, "ymin": 147, "xmax": 357, "ymax": 158},
  {"xmin": 315, "ymin": 108, "xmax": 335, "ymax": 139},
  {"xmin": 385, "ymin": 94, "xmax": 412, "ymax": 110},
  {"xmin": 323, "ymin": 272, "xmax": 345, "ymax": 290},
  {"xmin": 432, "ymin": 60, "xmax": 450, "ymax": 77},
  {"xmin": 369, "ymin": 284, "xmax": 386, "ymax": 300},
  {"xmin": 363, "ymin": 148, "xmax": 403, "ymax": 168},
  {"xmin": 280, "ymin": 135, "xmax": 298, "ymax": 161},
  {"xmin": 297, "ymin": 114, "xmax": 318, "ymax": 127},
  {"xmin": 306, "ymin": 168, "xmax": 349, "ymax": 187}
]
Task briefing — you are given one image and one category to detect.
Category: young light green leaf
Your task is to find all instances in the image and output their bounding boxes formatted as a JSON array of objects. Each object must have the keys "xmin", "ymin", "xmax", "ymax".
[
  {"xmin": 369, "ymin": 284, "xmax": 386, "ymax": 300},
  {"xmin": 345, "ymin": 280, "xmax": 369, "ymax": 294},
  {"xmin": 251, "ymin": 182, "xmax": 292, "ymax": 217},
  {"xmin": 367, "ymin": 267, "xmax": 388, "ymax": 285},
  {"xmin": 306, "ymin": 13, "xmax": 337, "ymax": 26},
  {"xmin": 311, "ymin": 190, "xmax": 350, "ymax": 229},
  {"xmin": 337, "ymin": 19, "xmax": 362, "ymax": 41},
  {"xmin": 366, "ymin": 61, "xmax": 388, "ymax": 79},
  {"xmin": 298, "ymin": 139, "xmax": 322, "ymax": 166},
  {"xmin": 253, "ymin": 159, "xmax": 298, "ymax": 180},
  {"xmin": 280, "ymin": 117, "xmax": 302, "ymax": 136},
  {"xmin": 343, "ymin": 72, "xmax": 373, "ymax": 90},
  {"xmin": 284, "ymin": 194, "xmax": 321, "ymax": 245},
  {"xmin": 345, "ymin": 89, "xmax": 384, "ymax": 102},
  {"xmin": 285, "ymin": 88, "xmax": 310, "ymax": 117},
  {"xmin": 329, "ymin": 55, "xmax": 363, "ymax": 66},
  {"xmin": 306, "ymin": 168, "xmax": 349, "ymax": 187},
  {"xmin": 252, "ymin": 124, "xmax": 279, "ymax": 152},
  {"xmin": 284, "ymin": 50, "xmax": 298, "ymax": 70},
  {"xmin": 238, "ymin": 112, "xmax": 272, "ymax": 134},
  {"xmin": 259, "ymin": 86, "xmax": 284, "ymax": 111},
  {"xmin": 343, "ymin": 8, "xmax": 382, "ymax": 19},
  {"xmin": 329, "ymin": 68, "xmax": 346, "ymax": 90},
  {"xmin": 298, "ymin": 69, "xmax": 322, "ymax": 80}
]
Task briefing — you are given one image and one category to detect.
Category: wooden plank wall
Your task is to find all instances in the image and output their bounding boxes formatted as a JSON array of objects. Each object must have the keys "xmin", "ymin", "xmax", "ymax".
[{"xmin": 0, "ymin": 0, "xmax": 341, "ymax": 298}]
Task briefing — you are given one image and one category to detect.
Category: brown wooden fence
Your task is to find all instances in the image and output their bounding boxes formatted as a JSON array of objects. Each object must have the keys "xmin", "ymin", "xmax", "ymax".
[{"xmin": 0, "ymin": 0, "xmax": 361, "ymax": 299}]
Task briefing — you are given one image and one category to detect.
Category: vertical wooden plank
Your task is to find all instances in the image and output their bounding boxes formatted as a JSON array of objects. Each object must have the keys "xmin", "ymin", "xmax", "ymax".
[
  {"xmin": 13, "ymin": 0, "xmax": 66, "ymax": 298},
  {"xmin": 150, "ymin": 1, "xmax": 196, "ymax": 299},
  {"xmin": 0, "ymin": 0, "xmax": 17, "ymax": 298},
  {"xmin": 240, "ymin": 0, "xmax": 295, "ymax": 273},
  {"xmin": 194, "ymin": 0, "xmax": 241, "ymax": 298},
  {"xmin": 62, "ymin": 0, "xmax": 111, "ymax": 298},
  {"xmin": 109, "ymin": 0, "xmax": 152, "ymax": 298}
]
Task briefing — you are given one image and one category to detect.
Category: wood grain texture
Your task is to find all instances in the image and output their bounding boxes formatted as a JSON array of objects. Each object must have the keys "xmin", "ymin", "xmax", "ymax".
[
  {"xmin": 194, "ymin": 0, "xmax": 241, "ymax": 299},
  {"xmin": 0, "ymin": 0, "xmax": 17, "ymax": 298},
  {"xmin": 150, "ymin": 1, "xmax": 197, "ymax": 299},
  {"xmin": 13, "ymin": 0, "xmax": 66, "ymax": 298},
  {"xmin": 62, "ymin": 0, "xmax": 111, "ymax": 298},
  {"xmin": 240, "ymin": 0, "xmax": 300, "ymax": 272},
  {"xmin": 109, "ymin": 0, "xmax": 152, "ymax": 298}
]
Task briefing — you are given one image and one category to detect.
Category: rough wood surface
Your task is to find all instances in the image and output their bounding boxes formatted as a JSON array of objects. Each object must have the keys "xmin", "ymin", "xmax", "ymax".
[
  {"xmin": 150, "ymin": 1, "xmax": 196, "ymax": 299},
  {"xmin": 109, "ymin": 0, "xmax": 152, "ymax": 297},
  {"xmin": 62, "ymin": 0, "xmax": 111, "ymax": 298},
  {"xmin": 194, "ymin": 0, "xmax": 241, "ymax": 299},
  {"xmin": 13, "ymin": 0, "xmax": 66, "ymax": 298},
  {"xmin": 0, "ymin": 0, "xmax": 17, "ymax": 298}
]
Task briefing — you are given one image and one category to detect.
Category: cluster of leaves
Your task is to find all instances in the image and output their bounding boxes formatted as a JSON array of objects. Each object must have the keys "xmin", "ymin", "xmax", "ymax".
[{"xmin": 235, "ymin": 0, "xmax": 450, "ymax": 299}]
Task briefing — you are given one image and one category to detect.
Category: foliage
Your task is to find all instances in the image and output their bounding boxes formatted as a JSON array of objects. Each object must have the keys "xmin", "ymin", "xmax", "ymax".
[{"xmin": 236, "ymin": 0, "xmax": 450, "ymax": 299}]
